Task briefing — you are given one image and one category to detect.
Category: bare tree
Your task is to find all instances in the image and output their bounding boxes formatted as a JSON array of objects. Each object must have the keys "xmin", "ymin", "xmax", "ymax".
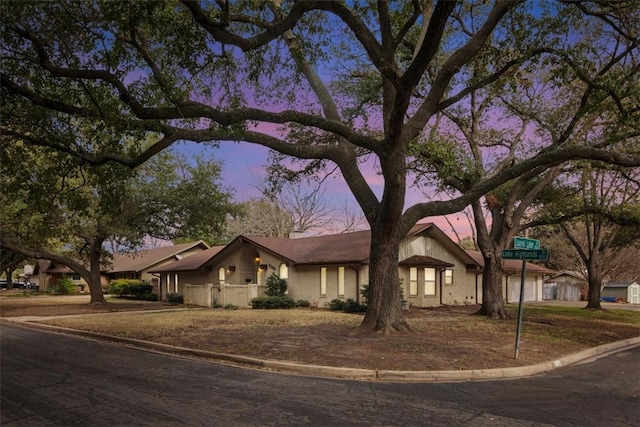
[{"xmin": 556, "ymin": 165, "xmax": 640, "ymax": 308}]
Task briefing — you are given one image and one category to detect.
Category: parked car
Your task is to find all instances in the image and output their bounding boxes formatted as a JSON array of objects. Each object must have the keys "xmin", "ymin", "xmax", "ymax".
[{"xmin": 0, "ymin": 280, "xmax": 26, "ymax": 289}]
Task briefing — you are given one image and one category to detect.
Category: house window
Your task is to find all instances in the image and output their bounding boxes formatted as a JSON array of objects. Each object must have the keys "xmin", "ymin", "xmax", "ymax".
[
  {"xmin": 320, "ymin": 267, "xmax": 327, "ymax": 296},
  {"xmin": 174, "ymin": 274, "xmax": 179, "ymax": 293},
  {"xmin": 424, "ymin": 268, "xmax": 436, "ymax": 296},
  {"xmin": 72, "ymin": 274, "xmax": 81, "ymax": 281},
  {"xmin": 166, "ymin": 274, "xmax": 170, "ymax": 293},
  {"xmin": 218, "ymin": 267, "xmax": 225, "ymax": 285},
  {"xmin": 444, "ymin": 269, "xmax": 453, "ymax": 286},
  {"xmin": 409, "ymin": 268, "xmax": 418, "ymax": 296},
  {"xmin": 338, "ymin": 266, "xmax": 345, "ymax": 296},
  {"xmin": 279, "ymin": 263, "xmax": 288, "ymax": 280}
]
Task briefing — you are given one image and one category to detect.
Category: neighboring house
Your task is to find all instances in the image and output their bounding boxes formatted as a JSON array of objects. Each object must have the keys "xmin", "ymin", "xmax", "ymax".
[
  {"xmin": 27, "ymin": 241, "xmax": 208, "ymax": 295},
  {"xmin": 105, "ymin": 241, "xmax": 209, "ymax": 297},
  {"xmin": 543, "ymin": 271, "xmax": 588, "ymax": 301},
  {"xmin": 151, "ymin": 223, "xmax": 484, "ymax": 309},
  {"xmin": 466, "ymin": 251, "xmax": 555, "ymax": 304},
  {"xmin": 601, "ymin": 281, "xmax": 640, "ymax": 304},
  {"xmin": 36, "ymin": 259, "xmax": 91, "ymax": 292}
]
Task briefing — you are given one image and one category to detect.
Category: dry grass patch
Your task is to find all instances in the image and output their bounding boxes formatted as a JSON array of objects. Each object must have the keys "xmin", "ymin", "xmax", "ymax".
[
  {"xmin": 4, "ymin": 295, "xmax": 637, "ymax": 371},
  {"xmin": 30, "ymin": 304, "xmax": 640, "ymax": 372},
  {"xmin": 0, "ymin": 293, "xmax": 169, "ymax": 317}
]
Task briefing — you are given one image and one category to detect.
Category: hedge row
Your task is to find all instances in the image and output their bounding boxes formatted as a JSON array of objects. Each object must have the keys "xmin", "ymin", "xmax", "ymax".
[
  {"xmin": 108, "ymin": 279, "xmax": 157, "ymax": 300},
  {"xmin": 250, "ymin": 296, "xmax": 310, "ymax": 309},
  {"xmin": 329, "ymin": 298, "xmax": 367, "ymax": 313}
]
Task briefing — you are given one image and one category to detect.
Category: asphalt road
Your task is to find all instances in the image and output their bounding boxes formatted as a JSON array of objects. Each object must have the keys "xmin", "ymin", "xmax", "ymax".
[{"xmin": 1, "ymin": 323, "xmax": 638, "ymax": 427}]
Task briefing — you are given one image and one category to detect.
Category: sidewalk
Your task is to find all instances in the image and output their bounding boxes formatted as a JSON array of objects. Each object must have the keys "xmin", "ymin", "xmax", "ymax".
[{"xmin": 4, "ymin": 312, "xmax": 639, "ymax": 383}]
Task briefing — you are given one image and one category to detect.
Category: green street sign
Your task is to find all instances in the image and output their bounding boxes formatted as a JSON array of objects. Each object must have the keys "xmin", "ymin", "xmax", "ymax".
[
  {"xmin": 502, "ymin": 249, "xmax": 549, "ymax": 260},
  {"xmin": 513, "ymin": 236, "xmax": 540, "ymax": 250}
]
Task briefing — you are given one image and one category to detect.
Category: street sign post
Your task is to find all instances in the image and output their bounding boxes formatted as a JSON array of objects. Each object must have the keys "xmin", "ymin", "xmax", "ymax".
[{"xmin": 506, "ymin": 238, "xmax": 549, "ymax": 359}]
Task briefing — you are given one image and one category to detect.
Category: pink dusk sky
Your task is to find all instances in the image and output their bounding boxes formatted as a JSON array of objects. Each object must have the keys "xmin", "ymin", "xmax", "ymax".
[{"xmin": 175, "ymin": 139, "xmax": 475, "ymax": 240}]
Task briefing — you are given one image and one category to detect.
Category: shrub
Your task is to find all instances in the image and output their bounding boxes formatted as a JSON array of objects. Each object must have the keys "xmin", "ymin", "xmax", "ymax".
[
  {"xmin": 329, "ymin": 299, "xmax": 346, "ymax": 311},
  {"xmin": 265, "ymin": 273, "xmax": 287, "ymax": 297},
  {"xmin": 224, "ymin": 304, "xmax": 238, "ymax": 310},
  {"xmin": 167, "ymin": 293, "xmax": 183, "ymax": 304},
  {"xmin": 250, "ymin": 296, "xmax": 296, "ymax": 309},
  {"xmin": 50, "ymin": 278, "xmax": 76, "ymax": 295},
  {"xmin": 329, "ymin": 298, "xmax": 367, "ymax": 313},
  {"xmin": 296, "ymin": 299, "xmax": 310, "ymax": 308},
  {"xmin": 139, "ymin": 293, "xmax": 159, "ymax": 301},
  {"xmin": 344, "ymin": 298, "xmax": 367, "ymax": 313},
  {"xmin": 108, "ymin": 279, "xmax": 154, "ymax": 300}
]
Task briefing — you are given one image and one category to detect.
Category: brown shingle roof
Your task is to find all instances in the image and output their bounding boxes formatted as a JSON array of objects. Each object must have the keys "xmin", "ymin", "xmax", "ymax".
[
  {"xmin": 107, "ymin": 241, "xmax": 209, "ymax": 273},
  {"xmin": 149, "ymin": 246, "xmax": 225, "ymax": 272},
  {"xmin": 208, "ymin": 222, "xmax": 476, "ymax": 268},
  {"xmin": 399, "ymin": 255, "xmax": 454, "ymax": 268},
  {"xmin": 146, "ymin": 223, "xmax": 480, "ymax": 272},
  {"xmin": 243, "ymin": 230, "xmax": 372, "ymax": 265}
]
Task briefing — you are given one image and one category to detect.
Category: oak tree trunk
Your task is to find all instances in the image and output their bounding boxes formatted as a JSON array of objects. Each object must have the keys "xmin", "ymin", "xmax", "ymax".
[
  {"xmin": 585, "ymin": 258, "xmax": 603, "ymax": 310},
  {"xmin": 357, "ymin": 224, "xmax": 411, "ymax": 334},
  {"xmin": 476, "ymin": 253, "xmax": 508, "ymax": 319},
  {"xmin": 87, "ymin": 237, "xmax": 107, "ymax": 305}
]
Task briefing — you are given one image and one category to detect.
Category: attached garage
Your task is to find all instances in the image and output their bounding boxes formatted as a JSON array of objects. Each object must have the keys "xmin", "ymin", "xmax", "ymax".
[{"xmin": 601, "ymin": 281, "xmax": 640, "ymax": 304}]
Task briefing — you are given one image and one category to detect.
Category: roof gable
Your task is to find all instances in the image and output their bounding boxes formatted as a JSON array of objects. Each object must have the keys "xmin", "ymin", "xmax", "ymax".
[
  {"xmin": 546, "ymin": 271, "xmax": 587, "ymax": 282},
  {"xmin": 149, "ymin": 246, "xmax": 225, "ymax": 272},
  {"xmin": 406, "ymin": 223, "xmax": 480, "ymax": 268},
  {"xmin": 604, "ymin": 281, "xmax": 639, "ymax": 288},
  {"xmin": 107, "ymin": 241, "xmax": 209, "ymax": 273}
]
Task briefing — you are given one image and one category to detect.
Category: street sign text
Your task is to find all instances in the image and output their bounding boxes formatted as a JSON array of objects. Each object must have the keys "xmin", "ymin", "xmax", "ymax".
[
  {"xmin": 502, "ymin": 249, "xmax": 549, "ymax": 261},
  {"xmin": 513, "ymin": 237, "xmax": 540, "ymax": 250}
]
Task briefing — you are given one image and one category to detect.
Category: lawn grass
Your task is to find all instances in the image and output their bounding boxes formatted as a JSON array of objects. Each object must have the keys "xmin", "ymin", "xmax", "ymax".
[
  {"xmin": 503, "ymin": 305, "xmax": 640, "ymax": 345},
  {"xmin": 5, "ymin": 296, "xmax": 638, "ymax": 371},
  {"xmin": 518, "ymin": 305, "xmax": 640, "ymax": 323}
]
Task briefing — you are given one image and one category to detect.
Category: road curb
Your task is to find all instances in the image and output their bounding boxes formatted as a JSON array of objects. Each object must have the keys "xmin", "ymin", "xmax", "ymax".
[{"xmin": 3, "ymin": 318, "xmax": 639, "ymax": 383}]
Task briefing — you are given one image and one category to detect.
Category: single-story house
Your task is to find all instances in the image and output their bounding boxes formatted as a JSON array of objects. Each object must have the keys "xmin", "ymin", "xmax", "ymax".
[
  {"xmin": 35, "ymin": 259, "xmax": 93, "ymax": 292},
  {"xmin": 105, "ymin": 240, "xmax": 210, "ymax": 297},
  {"xmin": 26, "ymin": 241, "xmax": 209, "ymax": 295},
  {"xmin": 543, "ymin": 271, "xmax": 588, "ymax": 301},
  {"xmin": 466, "ymin": 251, "xmax": 555, "ymax": 304},
  {"xmin": 151, "ymin": 223, "xmax": 487, "ymax": 308},
  {"xmin": 601, "ymin": 281, "xmax": 640, "ymax": 304}
]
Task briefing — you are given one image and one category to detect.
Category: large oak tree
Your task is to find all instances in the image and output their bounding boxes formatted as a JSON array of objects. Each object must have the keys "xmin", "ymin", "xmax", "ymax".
[
  {"xmin": 0, "ymin": 144, "xmax": 237, "ymax": 303},
  {"xmin": 2, "ymin": 1, "xmax": 639, "ymax": 332},
  {"xmin": 409, "ymin": 1, "xmax": 639, "ymax": 318}
]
